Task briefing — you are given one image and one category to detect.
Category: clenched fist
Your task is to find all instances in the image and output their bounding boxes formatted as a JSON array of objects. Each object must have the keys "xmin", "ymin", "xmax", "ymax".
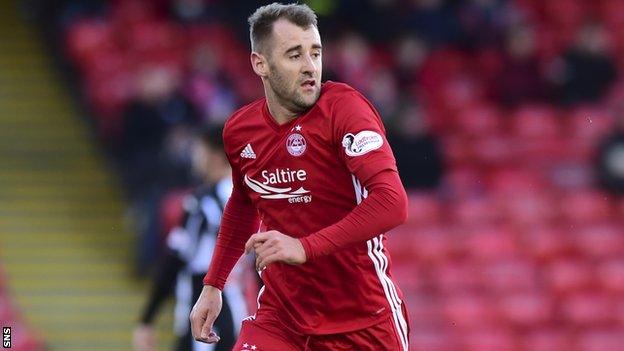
[
  {"xmin": 244, "ymin": 230, "xmax": 307, "ymax": 270},
  {"xmin": 189, "ymin": 285, "xmax": 222, "ymax": 344}
]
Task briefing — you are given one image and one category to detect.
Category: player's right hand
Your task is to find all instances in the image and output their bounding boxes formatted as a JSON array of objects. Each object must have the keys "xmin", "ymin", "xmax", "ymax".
[{"xmin": 190, "ymin": 285, "xmax": 223, "ymax": 343}]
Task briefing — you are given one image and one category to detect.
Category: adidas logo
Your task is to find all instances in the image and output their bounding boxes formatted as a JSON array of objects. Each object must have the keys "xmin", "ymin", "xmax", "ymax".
[{"xmin": 240, "ymin": 144, "xmax": 256, "ymax": 159}]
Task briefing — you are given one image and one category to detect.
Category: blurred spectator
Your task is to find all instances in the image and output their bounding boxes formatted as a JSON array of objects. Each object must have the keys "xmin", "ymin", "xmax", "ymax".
[
  {"xmin": 330, "ymin": 32, "xmax": 373, "ymax": 92},
  {"xmin": 184, "ymin": 44, "xmax": 238, "ymax": 124},
  {"xmin": 597, "ymin": 113, "xmax": 624, "ymax": 195},
  {"xmin": 497, "ymin": 24, "xmax": 546, "ymax": 107},
  {"xmin": 118, "ymin": 65, "xmax": 197, "ymax": 199},
  {"xmin": 169, "ymin": 0, "xmax": 220, "ymax": 23},
  {"xmin": 404, "ymin": 0, "xmax": 460, "ymax": 47},
  {"xmin": 457, "ymin": 0, "xmax": 509, "ymax": 50},
  {"xmin": 547, "ymin": 23, "xmax": 618, "ymax": 106},
  {"xmin": 134, "ymin": 125, "xmax": 248, "ymax": 351},
  {"xmin": 118, "ymin": 65, "xmax": 198, "ymax": 273},
  {"xmin": 387, "ymin": 101, "xmax": 443, "ymax": 189},
  {"xmin": 367, "ymin": 67, "xmax": 400, "ymax": 118},
  {"xmin": 393, "ymin": 34, "xmax": 428, "ymax": 92}
]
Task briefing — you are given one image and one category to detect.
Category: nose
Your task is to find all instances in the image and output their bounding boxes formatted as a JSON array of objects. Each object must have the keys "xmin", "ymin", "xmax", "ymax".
[{"xmin": 301, "ymin": 53, "xmax": 317, "ymax": 75}]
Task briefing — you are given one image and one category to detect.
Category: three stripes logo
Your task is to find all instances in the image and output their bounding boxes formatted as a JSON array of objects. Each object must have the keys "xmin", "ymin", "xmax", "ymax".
[{"xmin": 240, "ymin": 144, "xmax": 256, "ymax": 159}]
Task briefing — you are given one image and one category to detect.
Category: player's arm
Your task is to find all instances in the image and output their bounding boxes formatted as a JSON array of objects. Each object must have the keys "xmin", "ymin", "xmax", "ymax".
[
  {"xmin": 202, "ymin": 183, "xmax": 259, "ymax": 290},
  {"xmin": 300, "ymin": 168, "xmax": 407, "ymax": 259},
  {"xmin": 300, "ymin": 92, "xmax": 408, "ymax": 259},
  {"xmin": 248, "ymin": 91, "xmax": 408, "ymax": 267}
]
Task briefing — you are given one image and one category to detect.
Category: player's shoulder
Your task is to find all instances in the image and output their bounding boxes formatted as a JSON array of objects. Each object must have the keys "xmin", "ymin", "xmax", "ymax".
[
  {"xmin": 221, "ymin": 98, "xmax": 265, "ymax": 157},
  {"xmin": 319, "ymin": 80, "xmax": 362, "ymax": 102},
  {"xmin": 318, "ymin": 80, "xmax": 371, "ymax": 112},
  {"xmin": 224, "ymin": 98, "xmax": 265, "ymax": 132}
]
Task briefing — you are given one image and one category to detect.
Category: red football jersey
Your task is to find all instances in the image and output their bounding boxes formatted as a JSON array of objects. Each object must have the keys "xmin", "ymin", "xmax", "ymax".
[{"xmin": 223, "ymin": 81, "xmax": 407, "ymax": 337}]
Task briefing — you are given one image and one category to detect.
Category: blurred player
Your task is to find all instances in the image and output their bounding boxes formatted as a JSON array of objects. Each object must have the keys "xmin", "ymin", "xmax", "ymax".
[
  {"xmin": 134, "ymin": 125, "xmax": 248, "ymax": 351},
  {"xmin": 190, "ymin": 3, "xmax": 410, "ymax": 350}
]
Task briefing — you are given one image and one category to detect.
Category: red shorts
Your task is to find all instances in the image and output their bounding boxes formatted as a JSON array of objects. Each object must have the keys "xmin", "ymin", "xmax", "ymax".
[{"xmin": 232, "ymin": 304, "xmax": 410, "ymax": 351}]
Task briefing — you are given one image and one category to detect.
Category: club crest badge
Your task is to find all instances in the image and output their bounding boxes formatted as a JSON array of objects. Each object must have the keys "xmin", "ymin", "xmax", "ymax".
[{"xmin": 286, "ymin": 133, "xmax": 307, "ymax": 157}]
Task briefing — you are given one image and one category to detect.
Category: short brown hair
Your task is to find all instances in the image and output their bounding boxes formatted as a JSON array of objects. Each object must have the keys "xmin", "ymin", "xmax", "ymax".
[{"xmin": 248, "ymin": 2, "xmax": 318, "ymax": 53}]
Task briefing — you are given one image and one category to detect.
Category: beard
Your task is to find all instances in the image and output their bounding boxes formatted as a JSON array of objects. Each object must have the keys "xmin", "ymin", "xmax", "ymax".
[{"xmin": 267, "ymin": 62, "xmax": 320, "ymax": 113}]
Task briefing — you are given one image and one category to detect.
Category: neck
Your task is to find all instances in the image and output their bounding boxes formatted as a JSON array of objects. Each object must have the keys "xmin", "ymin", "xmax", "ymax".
[{"xmin": 264, "ymin": 84, "xmax": 299, "ymax": 125}]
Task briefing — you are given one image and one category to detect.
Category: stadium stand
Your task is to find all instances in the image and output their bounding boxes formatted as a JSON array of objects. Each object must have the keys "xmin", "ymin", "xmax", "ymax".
[{"xmin": 3, "ymin": 0, "xmax": 624, "ymax": 349}]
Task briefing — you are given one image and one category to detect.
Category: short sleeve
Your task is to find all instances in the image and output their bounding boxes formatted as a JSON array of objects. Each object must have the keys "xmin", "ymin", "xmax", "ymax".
[{"xmin": 332, "ymin": 91, "xmax": 398, "ymax": 183}]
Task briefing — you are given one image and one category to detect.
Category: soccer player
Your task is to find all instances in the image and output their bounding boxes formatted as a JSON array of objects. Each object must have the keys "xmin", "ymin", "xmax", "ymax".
[
  {"xmin": 190, "ymin": 3, "xmax": 410, "ymax": 350},
  {"xmin": 134, "ymin": 126, "xmax": 249, "ymax": 351}
]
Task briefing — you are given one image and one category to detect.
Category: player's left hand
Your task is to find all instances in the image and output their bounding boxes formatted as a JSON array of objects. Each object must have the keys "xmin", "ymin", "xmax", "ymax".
[{"xmin": 245, "ymin": 230, "xmax": 307, "ymax": 270}]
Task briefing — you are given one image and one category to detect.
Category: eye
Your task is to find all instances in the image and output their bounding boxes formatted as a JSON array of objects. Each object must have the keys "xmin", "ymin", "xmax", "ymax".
[
  {"xmin": 312, "ymin": 52, "xmax": 321, "ymax": 58},
  {"xmin": 290, "ymin": 54, "xmax": 301, "ymax": 60}
]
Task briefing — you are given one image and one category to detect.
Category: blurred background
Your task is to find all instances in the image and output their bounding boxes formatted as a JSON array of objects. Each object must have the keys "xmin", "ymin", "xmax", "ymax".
[{"xmin": 2, "ymin": 0, "xmax": 624, "ymax": 350}]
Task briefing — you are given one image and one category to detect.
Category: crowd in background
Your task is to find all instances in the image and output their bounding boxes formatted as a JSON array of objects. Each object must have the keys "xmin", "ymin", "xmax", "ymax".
[
  {"xmin": 44, "ymin": 0, "xmax": 624, "ymax": 275},
  {"xmin": 24, "ymin": 0, "xmax": 624, "ymax": 348}
]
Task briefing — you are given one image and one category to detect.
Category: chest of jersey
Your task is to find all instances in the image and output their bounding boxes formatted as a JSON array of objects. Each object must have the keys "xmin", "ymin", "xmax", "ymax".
[{"xmin": 237, "ymin": 115, "xmax": 361, "ymax": 222}]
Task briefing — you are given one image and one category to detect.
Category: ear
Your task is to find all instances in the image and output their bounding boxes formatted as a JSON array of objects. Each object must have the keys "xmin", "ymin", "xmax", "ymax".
[{"xmin": 250, "ymin": 52, "xmax": 269, "ymax": 78}]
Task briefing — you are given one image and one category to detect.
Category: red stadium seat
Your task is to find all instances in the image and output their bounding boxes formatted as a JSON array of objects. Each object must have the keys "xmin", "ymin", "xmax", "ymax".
[
  {"xmin": 79, "ymin": 48, "xmax": 128, "ymax": 79},
  {"xmin": 502, "ymin": 192, "xmax": 556, "ymax": 225},
  {"xmin": 405, "ymin": 192, "xmax": 443, "ymax": 227},
  {"xmin": 410, "ymin": 326, "xmax": 460, "ymax": 351},
  {"xmin": 443, "ymin": 167, "xmax": 484, "ymax": 199},
  {"xmin": 560, "ymin": 292, "xmax": 615, "ymax": 326},
  {"xmin": 511, "ymin": 104, "xmax": 560, "ymax": 139},
  {"xmin": 573, "ymin": 222, "xmax": 624, "ymax": 258},
  {"xmin": 451, "ymin": 196, "xmax": 502, "ymax": 227},
  {"xmin": 390, "ymin": 265, "xmax": 425, "ymax": 293},
  {"xmin": 460, "ymin": 328, "xmax": 517, "ymax": 351},
  {"xmin": 600, "ymin": 0, "xmax": 624, "ymax": 28},
  {"xmin": 85, "ymin": 70, "xmax": 135, "ymax": 136},
  {"xmin": 559, "ymin": 191, "xmax": 614, "ymax": 224},
  {"xmin": 597, "ymin": 258, "xmax": 624, "ymax": 293},
  {"xmin": 439, "ymin": 77, "xmax": 486, "ymax": 117},
  {"xmin": 544, "ymin": 0, "xmax": 586, "ymax": 28},
  {"xmin": 124, "ymin": 21, "xmax": 186, "ymax": 53},
  {"xmin": 454, "ymin": 104, "xmax": 502, "ymax": 137},
  {"xmin": 522, "ymin": 329, "xmax": 572, "ymax": 351},
  {"xmin": 65, "ymin": 19, "xmax": 117, "ymax": 62},
  {"xmin": 518, "ymin": 225, "xmax": 572, "ymax": 261},
  {"xmin": 111, "ymin": 0, "xmax": 160, "ymax": 27},
  {"xmin": 567, "ymin": 105, "xmax": 615, "ymax": 142},
  {"xmin": 480, "ymin": 258, "xmax": 539, "ymax": 293},
  {"xmin": 440, "ymin": 134, "xmax": 473, "ymax": 167},
  {"xmin": 409, "ymin": 328, "xmax": 458, "ymax": 351},
  {"xmin": 471, "ymin": 134, "xmax": 514, "ymax": 167},
  {"xmin": 497, "ymin": 291, "xmax": 554, "ymax": 327},
  {"xmin": 433, "ymin": 259, "xmax": 482, "ymax": 293},
  {"xmin": 391, "ymin": 226, "xmax": 454, "ymax": 264},
  {"xmin": 487, "ymin": 168, "xmax": 546, "ymax": 197},
  {"xmin": 544, "ymin": 257, "xmax": 594, "ymax": 294},
  {"xmin": 442, "ymin": 293, "xmax": 497, "ymax": 329},
  {"xmin": 577, "ymin": 329, "xmax": 624, "ymax": 351},
  {"xmin": 462, "ymin": 226, "xmax": 519, "ymax": 262},
  {"xmin": 404, "ymin": 292, "xmax": 444, "ymax": 326}
]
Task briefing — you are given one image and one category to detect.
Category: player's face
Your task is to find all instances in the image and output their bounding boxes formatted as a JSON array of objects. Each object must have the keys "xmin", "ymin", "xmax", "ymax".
[{"xmin": 266, "ymin": 19, "xmax": 322, "ymax": 112}]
